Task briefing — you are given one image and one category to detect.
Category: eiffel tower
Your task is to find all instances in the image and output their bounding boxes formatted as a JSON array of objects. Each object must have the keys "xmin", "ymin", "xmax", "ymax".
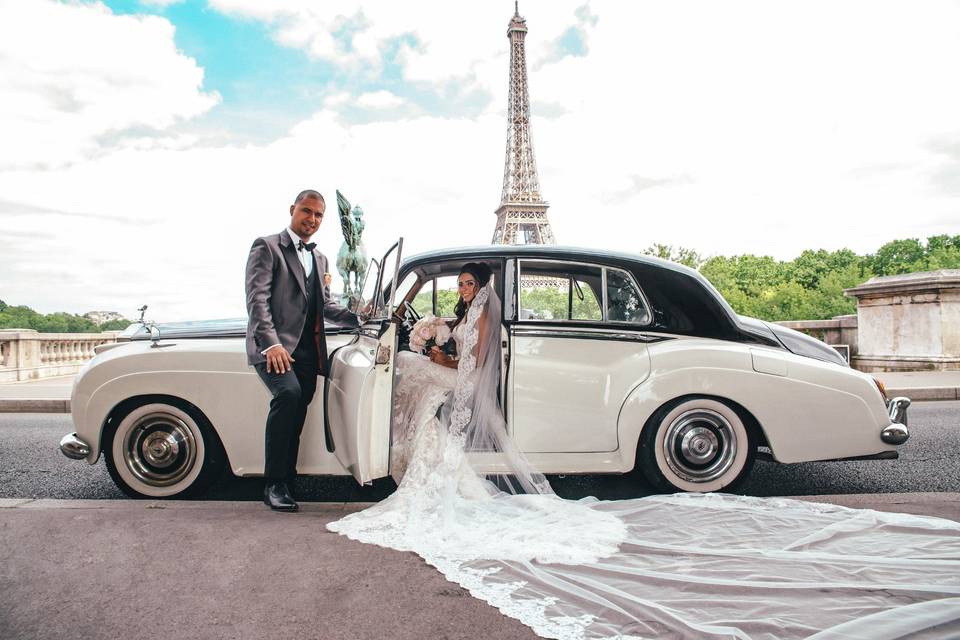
[{"xmin": 491, "ymin": 2, "xmax": 556, "ymax": 246}]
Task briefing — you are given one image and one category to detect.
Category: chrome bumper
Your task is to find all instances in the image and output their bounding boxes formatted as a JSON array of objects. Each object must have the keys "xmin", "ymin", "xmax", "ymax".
[
  {"xmin": 881, "ymin": 397, "xmax": 911, "ymax": 445},
  {"xmin": 59, "ymin": 432, "xmax": 91, "ymax": 460}
]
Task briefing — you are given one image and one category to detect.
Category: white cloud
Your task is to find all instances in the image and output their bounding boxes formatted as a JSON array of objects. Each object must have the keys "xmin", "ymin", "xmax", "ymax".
[
  {"xmin": 356, "ymin": 90, "xmax": 406, "ymax": 109},
  {"xmin": 0, "ymin": 0, "xmax": 219, "ymax": 170},
  {"xmin": 2, "ymin": 0, "xmax": 960, "ymax": 322}
]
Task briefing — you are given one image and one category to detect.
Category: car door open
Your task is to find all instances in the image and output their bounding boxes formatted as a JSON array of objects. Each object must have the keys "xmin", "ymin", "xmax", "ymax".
[{"xmin": 325, "ymin": 239, "xmax": 403, "ymax": 484}]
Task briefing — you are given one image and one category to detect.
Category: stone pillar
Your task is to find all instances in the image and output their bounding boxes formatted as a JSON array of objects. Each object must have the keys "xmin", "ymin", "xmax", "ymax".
[
  {"xmin": 844, "ymin": 270, "xmax": 960, "ymax": 372},
  {"xmin": 0, "ymin": 329, "xmax": 42, "ymax": 382}
]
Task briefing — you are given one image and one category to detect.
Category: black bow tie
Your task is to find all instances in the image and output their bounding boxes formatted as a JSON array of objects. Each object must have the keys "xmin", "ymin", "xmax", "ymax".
[{"xmin": 297, "ymin": 240, "xmax": 316, "ymax": 252}]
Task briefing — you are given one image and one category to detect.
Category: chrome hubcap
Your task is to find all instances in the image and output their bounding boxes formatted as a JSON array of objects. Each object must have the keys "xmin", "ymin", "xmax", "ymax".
[
  {"xmin": 123, "ymin": 412, "xmax": 197, "ymax": 487},
  {"xmin": 663, "ymin": 408, "xmax": 737, "ymax": 483}
]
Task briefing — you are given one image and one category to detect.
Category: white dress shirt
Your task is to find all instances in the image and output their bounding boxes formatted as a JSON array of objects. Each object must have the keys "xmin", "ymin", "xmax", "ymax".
[{"xmin": 287, "ymin": 227, "xmax": 314, "ymax": 277}]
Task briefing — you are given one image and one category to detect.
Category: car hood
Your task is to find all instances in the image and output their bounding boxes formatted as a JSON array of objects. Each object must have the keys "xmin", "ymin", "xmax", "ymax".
[{"xmin": 120, "ymin": 317, "xmax": 354, "ymax": 341}]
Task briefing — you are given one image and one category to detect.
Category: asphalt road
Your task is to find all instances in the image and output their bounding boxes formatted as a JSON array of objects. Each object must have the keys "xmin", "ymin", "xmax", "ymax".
[{"xmin": 2, "ymin": 402, "xmax": 958, "ymax": 501}]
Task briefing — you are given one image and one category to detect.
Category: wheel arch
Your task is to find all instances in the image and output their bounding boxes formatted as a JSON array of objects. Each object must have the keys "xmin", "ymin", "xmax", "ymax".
[
  {"xmin": 76, "ymin": 369, "xmax": 265, "ymax": 471},
  {"xmin": 99, "ymin": 393, "xmax": 231, "ymax": 471},
  {"xmin": 630, "ymin": 392, "xmax": 766, "ymax": 473},
  {"xmin": 616, "ymin": 361, "xmax": 774, "ymax": 471}
]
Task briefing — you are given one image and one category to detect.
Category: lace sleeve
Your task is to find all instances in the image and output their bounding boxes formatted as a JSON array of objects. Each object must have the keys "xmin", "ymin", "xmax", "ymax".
[{"xmin": 474, "ymin": 309, "xmax": 488, "ymax": 368}]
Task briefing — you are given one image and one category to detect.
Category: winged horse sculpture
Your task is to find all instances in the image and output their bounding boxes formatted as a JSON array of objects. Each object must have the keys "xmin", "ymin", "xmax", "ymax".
[{"xmin": 335, "ymin": 190, "xmax": 368, "ymax": 308}]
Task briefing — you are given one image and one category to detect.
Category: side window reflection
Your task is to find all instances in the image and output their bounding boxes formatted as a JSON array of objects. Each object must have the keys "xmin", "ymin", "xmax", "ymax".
[{"xmin": 606, "ymin": 269, "xmax": 650, "ymax": 324}]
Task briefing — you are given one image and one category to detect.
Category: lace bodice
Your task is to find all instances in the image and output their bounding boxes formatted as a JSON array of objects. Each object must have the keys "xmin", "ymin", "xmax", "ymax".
[{"xmin": 451, "ymin": 320, "xmax": 467, "ymax": 355}]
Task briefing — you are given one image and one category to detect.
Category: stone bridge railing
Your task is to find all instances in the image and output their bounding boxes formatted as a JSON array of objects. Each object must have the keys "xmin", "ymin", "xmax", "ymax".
[{"xmin": 0, "ymin": 330, "xmax": 120, "ymax": 383}]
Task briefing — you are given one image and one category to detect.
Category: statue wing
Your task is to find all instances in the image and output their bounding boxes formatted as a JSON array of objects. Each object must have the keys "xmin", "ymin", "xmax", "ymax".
[{"xmin": 336, "ymin": 190, "xmax": 356, "ymax": 248}]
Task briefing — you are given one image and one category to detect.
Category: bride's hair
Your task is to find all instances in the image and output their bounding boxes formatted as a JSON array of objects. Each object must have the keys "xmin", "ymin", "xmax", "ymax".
[{"xmin": 451, "ymin": 262, "xmax": 493, "ymax": 328}]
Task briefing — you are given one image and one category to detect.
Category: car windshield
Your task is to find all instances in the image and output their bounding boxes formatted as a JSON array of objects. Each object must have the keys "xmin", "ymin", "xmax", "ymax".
[{"xmin": 356, "ymin": 258, "xmax": 382, "ymax": 318}]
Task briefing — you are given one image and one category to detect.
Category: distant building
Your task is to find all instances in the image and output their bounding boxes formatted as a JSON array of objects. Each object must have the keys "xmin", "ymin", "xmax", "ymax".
[{"xmin": 84, "ymin": 311, "xmax": 125, "ymax": 326}]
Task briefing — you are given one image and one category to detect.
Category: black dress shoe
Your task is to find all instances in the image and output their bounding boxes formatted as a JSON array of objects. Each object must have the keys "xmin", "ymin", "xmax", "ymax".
[{"xmin": 264, "ymin": 482, "xmax": 298, "ymax": 512}]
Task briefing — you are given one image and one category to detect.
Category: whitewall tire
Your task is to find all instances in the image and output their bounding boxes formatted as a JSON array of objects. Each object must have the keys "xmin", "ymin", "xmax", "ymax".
[
  {"xmin": 104, "ymin": 400, "xmax": 225, "ymax": 498},
  {"xmin": 639, "ymin": 397, "xmax": 756, "ymax": 493}
]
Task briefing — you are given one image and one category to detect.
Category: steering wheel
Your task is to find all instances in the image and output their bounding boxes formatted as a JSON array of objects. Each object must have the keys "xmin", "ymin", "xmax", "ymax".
[
  {"xmin": 393, "ymin": 300, "xmax": 420, "ymax": 324},
  {"xmin": 405, "ymin": 301, "xmax": 422, "ymax": 324}
]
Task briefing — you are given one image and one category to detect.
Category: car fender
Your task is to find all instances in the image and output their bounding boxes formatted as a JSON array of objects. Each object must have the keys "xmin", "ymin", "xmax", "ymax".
[{"xmin": 617, "ymin": 338, "xmax": 894, "ymax": 466}]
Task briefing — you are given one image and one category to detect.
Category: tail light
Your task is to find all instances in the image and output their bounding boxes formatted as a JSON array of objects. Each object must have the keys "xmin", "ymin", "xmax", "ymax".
[{"xmin": 873, "ymin": 377, "xmax": 888, "ymax": 400}]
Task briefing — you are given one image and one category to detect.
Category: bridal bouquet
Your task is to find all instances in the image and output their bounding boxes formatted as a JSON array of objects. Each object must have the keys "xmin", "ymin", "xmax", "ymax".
[{"xmin": 408, "ymin": 314, "xmax": 453, "ymax": 355}]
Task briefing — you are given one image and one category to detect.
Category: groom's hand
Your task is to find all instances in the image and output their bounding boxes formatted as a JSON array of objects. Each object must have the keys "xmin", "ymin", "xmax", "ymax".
[{"xmin": 266, "ymin": 346, "xmax": 295, "ymax": 374}]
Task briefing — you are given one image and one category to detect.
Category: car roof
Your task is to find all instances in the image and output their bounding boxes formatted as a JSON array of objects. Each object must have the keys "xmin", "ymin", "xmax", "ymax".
[{"xmin": 403, "ymin": 244, "xmax": 699, "ymax": 278}]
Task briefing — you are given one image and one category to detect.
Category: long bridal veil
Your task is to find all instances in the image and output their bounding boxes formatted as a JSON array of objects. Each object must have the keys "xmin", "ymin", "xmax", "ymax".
[{"xmin": 328, "ymin": 283, "xmax": 960, "ymax": 640}]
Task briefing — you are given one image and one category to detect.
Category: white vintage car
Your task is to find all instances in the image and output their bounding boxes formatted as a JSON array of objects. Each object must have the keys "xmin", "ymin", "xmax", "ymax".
[{"xmin": 59, "ymin": 242, "xmax": 910, "ymax": 498}]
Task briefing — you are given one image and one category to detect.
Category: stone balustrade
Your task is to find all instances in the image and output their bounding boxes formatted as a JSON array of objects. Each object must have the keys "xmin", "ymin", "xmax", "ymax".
[{"xmin": 0, "ymin": 329, "xmax": 119, "ymax": 383}]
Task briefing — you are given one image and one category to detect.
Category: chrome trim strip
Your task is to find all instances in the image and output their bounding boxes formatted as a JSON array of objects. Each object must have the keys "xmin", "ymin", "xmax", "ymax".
[
  {"xmin": 601, "ymin": 266, "xmax": 608, "ymax": 322},
  {"xmin": 59, "ymin": 432, "xmax": 91, "ymax": 460},
  {"xmin": 511, "ymin": 325, "xmax": 673, "ymax": 343}
]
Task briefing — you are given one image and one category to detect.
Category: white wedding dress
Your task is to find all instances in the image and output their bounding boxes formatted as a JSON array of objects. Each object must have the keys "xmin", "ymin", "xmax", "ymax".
[{"xmin": 329, "ymin": 285, "xmax": 960, "ymax": 640}]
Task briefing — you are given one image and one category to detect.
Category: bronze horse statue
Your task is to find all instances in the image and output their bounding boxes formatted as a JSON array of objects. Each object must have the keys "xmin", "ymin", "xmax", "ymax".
[{"xmin": 335, "ymin": 190, "xmax": 368, "ymax": 308}]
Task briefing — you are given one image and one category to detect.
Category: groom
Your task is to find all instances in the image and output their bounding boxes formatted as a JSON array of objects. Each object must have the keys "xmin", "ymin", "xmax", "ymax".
[{"xmin": 245, "ymin": 189, "xmax": 359, "ymax": 512}]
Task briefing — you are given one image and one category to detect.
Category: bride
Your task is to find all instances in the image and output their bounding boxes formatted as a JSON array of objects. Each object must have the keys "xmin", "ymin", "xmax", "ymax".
[{"xmin": 329, "ymin": 262, "xmax": 960, "ymax": 640}]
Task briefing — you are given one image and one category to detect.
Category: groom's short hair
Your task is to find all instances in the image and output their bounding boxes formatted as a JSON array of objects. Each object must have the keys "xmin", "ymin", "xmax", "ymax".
[{"xmin": 294, "ymin": 189, "xmax": 324, "ymax": 205}]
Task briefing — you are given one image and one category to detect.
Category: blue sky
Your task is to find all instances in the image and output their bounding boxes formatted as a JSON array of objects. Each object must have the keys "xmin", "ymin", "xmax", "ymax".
[{"xmin": 101, "ymin": 0, "xmax": 504, "ymax": 138}]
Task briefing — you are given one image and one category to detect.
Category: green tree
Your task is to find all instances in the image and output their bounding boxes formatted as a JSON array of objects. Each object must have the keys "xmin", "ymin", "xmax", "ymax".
[
  {"xmin": 865, "ymin": 238, "xmax": 926, "ymax": 276},
  {"xmin": 0, "ymin": 305, "xmax": 41, "ymax": 330},
  {"xmin": 642, "ymin": 244, "xmax": 704, "ymax": 269},
  {"xmin": 786, "ymin": 248, "xmax": 863, "ymax": 289},
  {"xmin": 922, "ymin": 234, "xmax": 960, "ymax": 271},
  {"xmin": 0, "ymin": 301, "xmax": 128, "ymax": 333},
  {"xmin": 100, "ymin": 319, "xmax": 133, "ymax": 331}
]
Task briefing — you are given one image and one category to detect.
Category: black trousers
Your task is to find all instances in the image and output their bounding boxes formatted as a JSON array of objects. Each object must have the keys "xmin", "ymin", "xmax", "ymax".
[{"xmin": 255, "ymin": 345, "xmax": 319, "ymax": 483}]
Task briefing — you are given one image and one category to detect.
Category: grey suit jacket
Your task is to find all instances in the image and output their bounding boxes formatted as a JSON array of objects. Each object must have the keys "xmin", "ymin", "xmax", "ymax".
[{"xmin": 245, "ymin": 228, "xmax": 358, "ymax": 372}]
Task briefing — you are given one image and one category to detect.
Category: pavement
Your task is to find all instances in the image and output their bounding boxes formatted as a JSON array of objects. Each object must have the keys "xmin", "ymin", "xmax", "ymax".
[
  {"xmin": 1, "ymin": 370, "xmax": 959, "ymax": 413},
  {"xmin": 1, "ymin": 493, "xmax": 958, "ymax": 640}
]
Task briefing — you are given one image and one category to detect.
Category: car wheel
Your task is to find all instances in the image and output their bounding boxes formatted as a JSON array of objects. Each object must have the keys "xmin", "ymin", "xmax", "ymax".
[
  {"xmin": 104, "ymin": 400, "xmax": 226, "ymax": 499},
  {"xmin": 639, "ymin": 396, "xmax": 756, "ymax": 493}
]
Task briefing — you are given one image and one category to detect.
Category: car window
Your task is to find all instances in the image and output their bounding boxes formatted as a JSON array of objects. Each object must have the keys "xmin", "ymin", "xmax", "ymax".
[
  {"xmin": 606, "ymin": 268, "xmax": 650, "ymax": 324},
  {"xmin": 410, "ymin": 279, "xmax": 433, "ymax": 316},
  {"xmin": 396, "ymin": 271, "xmax": 420, "ymax": 305},
  {"xmin": 518, "ymin": 261, "xmax": 602, "ymax": 321},
  {"xmin": 435, "ymin": 275, "xmax": 460, "ymax": 317},
  {"xmin": 572, "ymin": 279, "xmax": 602, "ymax": 321}
]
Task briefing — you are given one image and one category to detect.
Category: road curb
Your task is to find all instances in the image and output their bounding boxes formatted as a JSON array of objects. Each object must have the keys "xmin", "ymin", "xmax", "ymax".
[
  {"xmin": 0, "ymin": 399, "xmax": 70, "ymax": 413},
  {"xmin": 887, "ymin": 387, "xmax": 959, "ymax": 401},
  {"xmin": 0, "ymin": 498, "xmax": 378, "ymax": 511}
]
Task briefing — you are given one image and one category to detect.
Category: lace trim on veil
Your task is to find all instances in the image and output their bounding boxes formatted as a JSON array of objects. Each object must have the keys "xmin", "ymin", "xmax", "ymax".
[{"xmin": 448, "ymin": 285, "xmax": 486, "ymax": 438}]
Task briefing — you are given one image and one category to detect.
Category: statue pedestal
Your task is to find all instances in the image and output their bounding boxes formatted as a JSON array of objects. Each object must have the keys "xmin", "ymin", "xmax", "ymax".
[{"xmin": 844, "ymin": 270, "xmax": 960, "ymax": 372}]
